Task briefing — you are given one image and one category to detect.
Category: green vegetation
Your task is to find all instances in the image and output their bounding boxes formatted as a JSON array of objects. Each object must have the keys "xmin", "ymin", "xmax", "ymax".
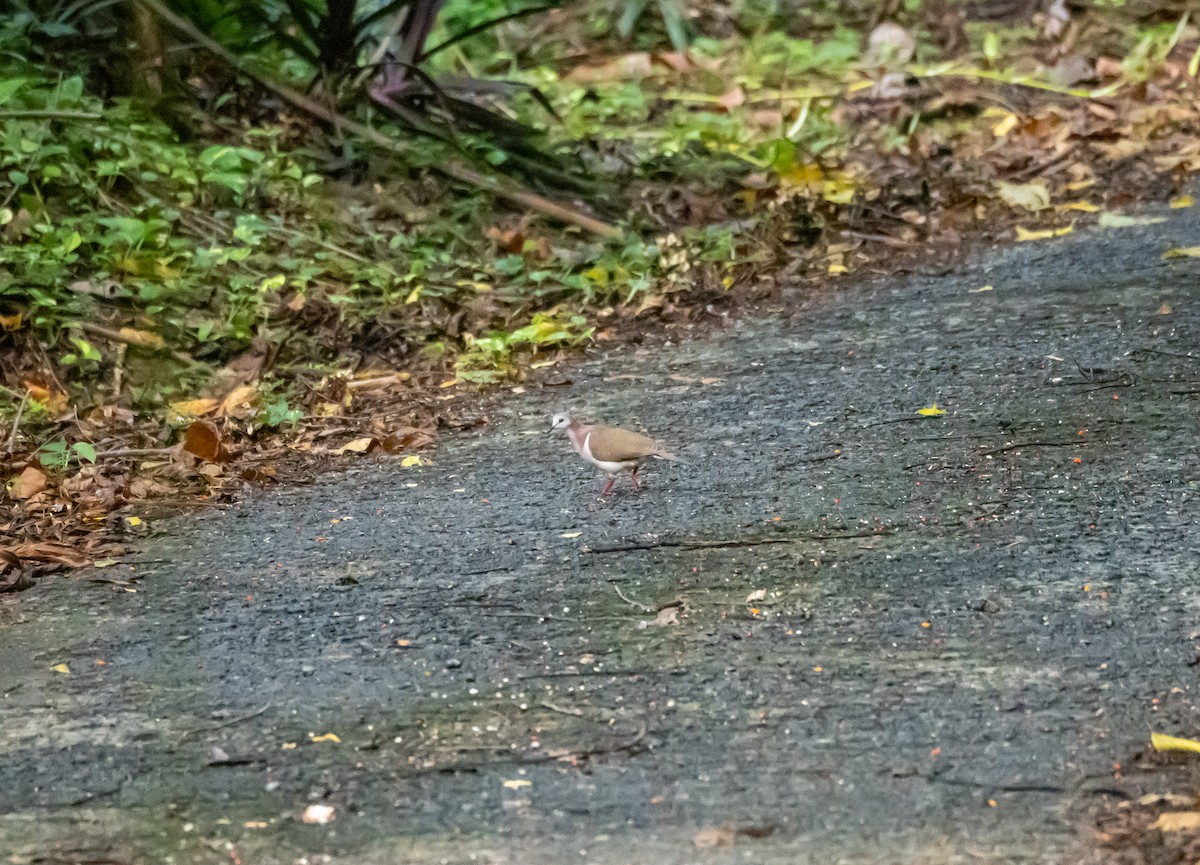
[{"xmin": 2, "ymin": 0, "xmax": 1199, "ymax": 545}]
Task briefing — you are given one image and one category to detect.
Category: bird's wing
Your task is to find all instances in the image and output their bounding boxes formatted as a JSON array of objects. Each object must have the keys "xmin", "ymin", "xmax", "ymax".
[{"xmin": 587, "ymin": 425, "xmax": 660, "ymax": 462}]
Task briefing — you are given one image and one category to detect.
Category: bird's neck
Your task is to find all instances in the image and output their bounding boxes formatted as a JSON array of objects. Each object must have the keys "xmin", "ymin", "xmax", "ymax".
[{"xmin": 565, "ymin": 420, "xmax": 589, "ymax": 453}]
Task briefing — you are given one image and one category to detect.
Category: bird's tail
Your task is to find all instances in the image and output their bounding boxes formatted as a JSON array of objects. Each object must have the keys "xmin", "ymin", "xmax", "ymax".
[{"xmin": 653, "ymin": 450, "xmax": 685, "ymax": 464}]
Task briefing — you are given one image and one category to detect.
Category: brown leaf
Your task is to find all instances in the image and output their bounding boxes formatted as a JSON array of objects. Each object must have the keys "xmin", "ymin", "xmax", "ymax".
[
  {"xmin": 10, "ymin": 542, "xmax": 90, "ymax": 568},
  {"xmin": 182, "ymin": 420, "xmax": 228, "ymax": 463},
  {"xmin": 653, "ymin": 606, "xmax": 679, "ymax": 626},
  {"xmin": 565, "ymin": 52, "xmax": 653, "ymax": 83},
  {"xmin": 715, "ymin": 86, "xmax": 746, "ymax": 112},
  {"xmin": 338, "ymin": 437, "xmax": 379, "ymax": 455},
  {"xmin": 117, "ymin": 327, "xmax": 165, "ymax": 350},
  {"xmin": 8, "ymin": 466, "xmax": 48, "ymax": 500},
  {"xmin": 219, "ymin": 384, "xmax": 260, "ymax": 419},
  {"xmin": 693, "ymin": 826, "xmax": 734, "ymax": 849},
  {"xmin": 380, "ymin": 427, "xmax": 436, "ymax": 453},
  {"xmin": 0, "ymin": 550, "xmax": 33, "ymax": 593},
  {"xmin": 169, "ymin": 398, "xmax": 220, "ymax": 422},
  {"xmin": 21, "ymin": 381, "xmax": 69, "ymax": 416}
]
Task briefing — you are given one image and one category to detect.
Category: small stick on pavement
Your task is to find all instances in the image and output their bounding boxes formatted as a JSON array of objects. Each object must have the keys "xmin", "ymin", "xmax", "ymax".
[
  {"xmin": 612, "ymin": 583, "xmax": 654, "ymax": 612},
  {"xmin": 178, "ymin": 700, "xmax": 272, "ymax": 742}
]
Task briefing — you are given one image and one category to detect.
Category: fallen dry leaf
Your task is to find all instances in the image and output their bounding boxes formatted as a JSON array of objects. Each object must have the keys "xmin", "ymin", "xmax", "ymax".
[
  {"xmin": 1151, "ymin": 732, "xmax": 1200, "ymax": 754},
  {"xmin": 693, "ymin": 826, "xmax": 735, "ymax": 849},
  {"xmin": 996, "ymin": 181, "xmax": 1051, "ymax": 212},
  {"xmin": 182, "ymin": 420, "xmax": 227, "ymax": 463},
  {"xmin": 219, "ymin": 384, "xmax": 260, "ymax": 419},
  {"xmin": 337, "ymin": 437, "xmax": 379, "ymax": 455},
  {"xmin": 1015, "ymin": 225, "xmax": 1074, "ymax": 242},
  {"xmin": 918, "ymin": 404, "xmax": 947, "ymax": 417},
  {"xmin": 653, "ymin": 607, "xmax": 679, "ymax": 626},
  {"xmin": 1150, "ymin": 812, "xmax": 1200, "ymax": 832},
  {"xmin": 10, "ymin": 541, "xmax": 90, "ymax": 568},
  {"xmin": 301, "ymin": 804, "xmax": 335, "ymax": 824},
  {"xmin": 168, "ymin": 398, "xmax": 220, "ymax": 423},
  {"xmin": 745, "ymin": 589, "xmax": 767, "ymax": 603},
  {"xmin": 1163, "ymin": 246, "xmax": 1200, "ymax": 259},
  {"xmin": 0, "ymin": 550, "xmax": 32, "ymax": 593},
  {"xmin": 565, "ymin": 52, "xmax": 653, "ymax": 83},
  {"xmin": 117, "ymin": 327, "xmax": 165, "ymax": 350},
  {"xmin": 8, "ymin": 466, "xmax": 48, "ymax": 500}
]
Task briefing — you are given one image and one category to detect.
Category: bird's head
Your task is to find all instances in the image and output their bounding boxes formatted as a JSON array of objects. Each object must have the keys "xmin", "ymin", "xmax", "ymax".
[{"xmin": 550, "ymin": 412, "xmax": 572, "ymax": 431}]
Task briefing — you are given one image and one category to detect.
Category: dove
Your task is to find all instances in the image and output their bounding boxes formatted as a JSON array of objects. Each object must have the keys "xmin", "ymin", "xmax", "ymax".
[{"xmin": 551, "ymin": 412, "xmax": 677, "ymax": 496}]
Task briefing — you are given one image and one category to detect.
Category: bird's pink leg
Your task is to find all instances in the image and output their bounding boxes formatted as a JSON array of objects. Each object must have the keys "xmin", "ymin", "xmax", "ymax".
[
  {"xmin": 630, "ymin": 467, "xmax": 640, "ymax": 490},
  {"xmin": 600, "ymin": 475, "xmax": 616, "ymax": 497}
]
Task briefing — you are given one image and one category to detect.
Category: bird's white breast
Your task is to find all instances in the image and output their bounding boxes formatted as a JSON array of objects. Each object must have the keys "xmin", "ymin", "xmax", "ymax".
[{"xmin": 581, "ymin": 432, "xmax": 636, "ymax": 475}]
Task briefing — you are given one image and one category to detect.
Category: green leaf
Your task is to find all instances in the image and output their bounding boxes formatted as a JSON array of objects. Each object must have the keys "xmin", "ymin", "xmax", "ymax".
[
  {"xmin": 72, "ymin": 442, "xmax": 97, "ymax": 464},
  {"xmin": 0, "ymin": 79, "xmax": 26, "ymax": 106}
]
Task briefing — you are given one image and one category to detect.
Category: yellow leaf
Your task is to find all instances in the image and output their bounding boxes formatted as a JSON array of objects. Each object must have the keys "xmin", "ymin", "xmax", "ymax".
[
  {"xmin": 281, "ymin": 742, "xmax": 297, "ymax": 750},
  {"xmin": 991, "ymin": 112, "xmax": 1018, "ymax": 137},
  {"xmin": 1015, "ymin": 225, "xmax": 1073, "ymax": 242},
  {"xmin": 971, "ymin": 285, "xmax": 994, "ymax": 293},
  {"xmin": 918, "ymin": 404, "xmax": 946, "ymax": 416},
  {"xmin": 219, "ymin": 384, "xmax": 261, "ymax": 419},
  {"xmin": 502, "ymin": 779, "xmax": 532, "ymax": 789},
  {"xmin": 1098, "ymin": 212, "xmax": 1167, "ymax": 229},
  {"xmin": 821, "ymin": 177, "xmax": 858, "ymax": 205},
  {"xmin": 404, "ymin": 286, "xmax": 422, "ymax": 304},
  {"xmin": 1151, "ymin": 732, "xmax": 1200, "ymax": 754},
  {"xmin": 337, "ymin": 437, "xmax": 377, "ymax": 455},
  {"xmin": 561, "ymin": 531, "xmax": 582, "ymax": 539},
  {"xmin": 439, "ymin": 379, "xmax": 459, "ymax": 388},
  {"xmin": 168, "ymin": 398, "xmax": 220, "ymax": 422},
  {"xmin": 117, "ymin": 327, "xmax": 166, "ymax": 350},
  {"xmin": 51, "ymin": 663, "xmax": 70, "ymax": 674},
  {"xmin": 125, "ymin": 516, "xmax": 142, "ymax": 527},
  {"xmin": 1056, "ymin": 201, "xmax": 1099, "ymax": 213},
  {"xmin": 996, "ymin": 181, "xmax": 1051, "ymax": 212},
  {"xmin": 0, "ymin": 311, "xmax": 22, "ymax": 331},
  {"xmin": 1151, "ymin": 812, "xmax": 1200, "ymax": 832},
  {"xmin": 310, "ymin": 733, "xmax": 341, "ymax": 743},
  {"xmin": 400, "ymin": 455, "xmax": 425, "ymax": 467},
  {"xmin": 828, "ymin": 263, "xmax": 848, "ymax": 274},
  {"xmin": 1169, "ymin": 195, "xmax": 1194, "ymax": 209},
  {"xmin": 1163, "ymin": 246, "xmax": 1200, "ymax": 259}
]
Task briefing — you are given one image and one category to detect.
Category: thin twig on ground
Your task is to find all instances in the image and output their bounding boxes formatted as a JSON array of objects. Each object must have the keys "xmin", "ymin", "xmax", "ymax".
[
  {"xmin": 612, "ymin": 583, "xmax": 654, "ymax": 612},
  {"xmin": 178, "ymin": 700, "xmax": 272, "ymax": 741},
  {"xmin": 5, "ymin": 389, "xmax": 30, "ymax": 453}
]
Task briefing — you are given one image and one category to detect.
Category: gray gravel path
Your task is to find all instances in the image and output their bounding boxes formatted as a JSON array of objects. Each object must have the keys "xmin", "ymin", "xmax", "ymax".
[{"xmin": 2, "ymin": 202, "xmax": 1198, "ymax": 865}]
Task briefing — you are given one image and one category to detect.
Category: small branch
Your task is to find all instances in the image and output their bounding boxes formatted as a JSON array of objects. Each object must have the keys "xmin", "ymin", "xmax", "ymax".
[
  {"xmin": 583, "ymin": 537, "xmax": 792, "ymax": 554},
  {"xmin": 178, "ymin": 700, "xmax": 272, "ymax": 741},
  {"xmin": 0, "ymin": 110, "xmax": 103, "ymax": 121},
  {"xmin": 925, "ymin": 773, "xmax": 1064, "ymax": 794},
  {"xmin": 584, "ymin": 529, "xmax": 898, "ymax": 554},
  {"xmin": 538, "ymin": 700, "xmax": 584, "ymax": 717},
  {"xmin": 5, "ymin": 389, "xmax": 30, "ymax": 453},
  {"xmin": 796, "ymin": 450, "xmax": 843, "ymax": 463},
  {"xmin": 612, "ymin": 583, "xmax": 654, "ymax": 612},
  {"xmin": 95, "ymin": 446, "xmax": 176, "ymax": 459},
  {"xmin": 977, "ymin": 440, "xmax": 1086, "ymax": 457},
  {"xmin": 346, "ymin": 374, "xmax": 405, "ymax": 391}
]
